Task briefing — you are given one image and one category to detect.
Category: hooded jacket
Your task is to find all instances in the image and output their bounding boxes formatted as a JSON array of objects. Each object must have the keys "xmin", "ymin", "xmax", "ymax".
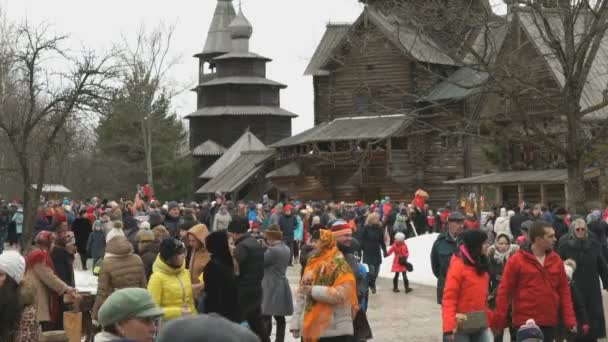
[
  {"xmin": 91, "ymin": 236, "xmax": 147, "ymax": 319},
  {"xmin": 495, "ymin": 245, "xmax": 577, "ymax": 329},
  {"xmin": 187, "ymin": 224, "xmax": 210, "ymax": 286},
  {"xmin": 202, "ymin": 231, "xmax": 239, "ymax": 322},
  {"xmin": 148, "ymin": 255, "xmax": 197, "ymax": 321}
]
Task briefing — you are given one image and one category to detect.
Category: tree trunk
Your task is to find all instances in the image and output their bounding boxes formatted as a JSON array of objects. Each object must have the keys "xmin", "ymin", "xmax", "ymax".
[
  {"xmin": 21, "ymin": 184, "xmax": 35, "ymax": 252},
  {"xmin": 566, "ymin": 156, "xmax": 586, "ymax": 214}
]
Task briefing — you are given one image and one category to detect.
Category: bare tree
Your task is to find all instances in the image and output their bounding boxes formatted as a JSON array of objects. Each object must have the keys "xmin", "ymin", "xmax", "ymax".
[
  {"xmin": 117, "ymin": 23, "xmax": 181, "ymax": 192},
  {"xmin": 0, "ymin": 17, "xmax": 117, "ymax": 248}
]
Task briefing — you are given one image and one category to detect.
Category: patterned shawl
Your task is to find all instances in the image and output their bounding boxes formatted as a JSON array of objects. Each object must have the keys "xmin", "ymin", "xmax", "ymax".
[{"xmin": 301, "ymin": 229, "xmax": 358, "ymax": 342}]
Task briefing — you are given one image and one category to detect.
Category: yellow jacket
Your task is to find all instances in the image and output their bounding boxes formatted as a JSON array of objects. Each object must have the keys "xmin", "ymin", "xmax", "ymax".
[{"xmin": 147, "ymin": 255, "xmax": 197, "ymax": 321}]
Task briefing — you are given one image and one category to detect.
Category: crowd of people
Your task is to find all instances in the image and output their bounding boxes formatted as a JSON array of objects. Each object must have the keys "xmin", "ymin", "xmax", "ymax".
[{"xmin": 0, "ymin": 194, "xmax": 607, "ymax": 341}]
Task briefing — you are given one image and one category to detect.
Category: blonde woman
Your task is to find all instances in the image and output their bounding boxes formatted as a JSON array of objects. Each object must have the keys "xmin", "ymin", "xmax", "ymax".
[{"xmin": 361, "ymin": 212, "xmax": 387, "ymax": 294}]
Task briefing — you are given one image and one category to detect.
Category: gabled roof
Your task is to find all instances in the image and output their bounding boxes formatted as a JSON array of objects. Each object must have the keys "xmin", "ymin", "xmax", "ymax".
[
  {"xmin": 270, "ymin": 114, "xmax": 412, "ymax": 148},
  {"xmin": 422, "ymin": 67, "xmax": 489, "ymax": 102},
  {"xmin": 200, "ymin": 130, "xmax": 268, "ymax": 179},
  {"xmin": 364, "ymin": 7, "xmax": 457, "ymax": 66},
  {"xmin": 192, "ymin": 140, "xmax": 227, "ymax": 157},
  {"xmin": 196, "ymin": 150, "xmax": 274, "ymax": 194},
  {"xmin": 199, "ymin": 0, "xmax": 236, "ymax": 58},
  {"xmin": 197, "ymin": 76, "xmax": 287, "ymax": 88},
  {"xmin": 186, "ymin": 105, "xmax": 297, "ymax": 118},
  {"xmin": 32, "ymin": 184, "xmax": 71, "ymax": 193},
  {"xmin": 516, "ymin": 10, "xmax": 608, "ymax": 120},
  {"xmin": 304, "ymin": 23, "xmax": 351, "ymax": 76}
]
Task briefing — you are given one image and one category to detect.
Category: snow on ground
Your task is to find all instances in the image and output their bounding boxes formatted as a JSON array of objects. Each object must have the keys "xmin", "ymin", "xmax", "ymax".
[{"xmin": 378, "ymin": 233, "xmax": 438, "ymax": 287}]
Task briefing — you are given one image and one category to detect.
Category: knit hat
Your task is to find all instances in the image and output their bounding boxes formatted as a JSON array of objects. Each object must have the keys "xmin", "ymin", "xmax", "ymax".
[
  {"xmin": 516, "ymin": 319, "xmax": 544, "ymax": 342},
  {"xmin": 149, "ymin": 211, "xmax": 163, "ymax": 228},
  {"xmin": 98, "ymin": 288, "xmax": 163, "ymax": 328},
  {"xmin": 521, "ymin": 220, "xmax": 533, "ymax": 231},
  {"xmin": 394, "ymin": 232, "xmax": 405, "ymax": 241},
  {"xmin": 591, "ymin": 210, "xmax": 602, "ymax": 221},
  {"xmin": 448, "ymin": 212, "xmax": 465, "ymax": 221},
  {"xmin": 153, "ymin": 225, "xmax": 170, "ymax": 241},
  {"xmin": 168, "ymin": 201, "xmax": 179, "ymax": 211},
  {"xmin": 227, "ymin": 216, "xmax": 248, "ymax": 234},
  {"xmin": 330, "ymin": 220, "xmax": 352, "ymax": 237},
  {"xmin": 265, "ymin": 224, "xmax": 283, "ymax": 241},
  {"xmin": 564, "ymin": 259, "xmax": 577, "ymax": 280},
  {"xmin": 0, "ymin": 253, "xmax": 26, "ymax": 284},
  {"xmin": 157, "ymin": 314, "xmax": 259, "ymax": 342},
  {"xmin": 160, "ymin": 237, "xmax": 186, "ymax": 262},
  {"xmin": 139, "ymin": 221, "xmax": 151, "ymax": 230},
  {"xmin": 136, "ymin": 228, "xmax": 155, "ymax": 243}
]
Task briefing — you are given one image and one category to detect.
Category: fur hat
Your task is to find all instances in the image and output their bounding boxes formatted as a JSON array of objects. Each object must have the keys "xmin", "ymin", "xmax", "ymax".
[
  {"xmin": 0, "ymin": 253, "xmax": 26, "ymax": 284},
  {"xmin": 265, "ymin": 224, "xmax": 283, "ymax": 241},
  {"xmin": 112, "ymin": 221, "xmax": 124, "ymax": 230},
  {"xmin": 516, "ymin": 319, "xmax": 543, "ymax": 342},
  {"xmin": 153, "ymin": 225, "xmax": 170, "ymax": 242},
  {"xmin": 564, "ymin": 259, "xmax": 577, "ymax": 280}
]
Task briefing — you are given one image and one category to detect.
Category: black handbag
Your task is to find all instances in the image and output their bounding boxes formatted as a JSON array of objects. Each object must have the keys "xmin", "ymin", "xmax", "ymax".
[
  {"xmin": 353, "ymin": 310, "xmax": 373, "ymax": 340},
  {"xmin": 406, "ymin": 261, "xmax": 414, "ymax": 272}
]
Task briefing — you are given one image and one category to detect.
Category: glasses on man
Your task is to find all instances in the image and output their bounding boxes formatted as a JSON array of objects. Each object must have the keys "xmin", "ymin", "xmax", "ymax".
[{"xmin": 575, "ymin": 228, "xmax": 586, "ymax": 232}]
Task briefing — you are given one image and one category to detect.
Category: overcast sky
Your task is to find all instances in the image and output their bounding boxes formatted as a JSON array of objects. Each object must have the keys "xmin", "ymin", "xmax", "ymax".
[{"xmin": 6, "ymin": 0, "xmax": 506, "ymax": 134}]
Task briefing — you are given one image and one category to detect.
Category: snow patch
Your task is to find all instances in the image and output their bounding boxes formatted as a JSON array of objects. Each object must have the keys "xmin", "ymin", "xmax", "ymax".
[{"xmin": 378, "ymin": 233, "xmax": 438, "ymax": 287}]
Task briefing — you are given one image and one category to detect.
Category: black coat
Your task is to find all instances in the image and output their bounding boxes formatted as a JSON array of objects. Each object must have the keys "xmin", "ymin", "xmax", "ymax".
[
  {"xmin": 202, "ymin": 258, "xmax": 239, "ymax": 323},
  {"xmin": 553, "ymin": 217, "xmax": 569, "ymax": 241},
  {"xmin": 360, "ymin": 224, "xmax": 387, "ymax": 266},
  {"xmin": 509, "ymin": 213, "xmax": 528, "ymax": 239},
  {"xmin": 51, "ymin": 246, "xmax": 75, "ymax": 287},
  {"xmin": 588, "ymin": 221, "xmax": 608, "ymax": 261},
  {"xmin": 233, "ymin": 233, "xmax": 265, "ymax": 319},
  {"xmin": 71, "ymin": 217, "xmax": 92, "ymax": 255},
  {"xmin": 558, "ymin": 234, "xmax": 608, "ymax": 338}
]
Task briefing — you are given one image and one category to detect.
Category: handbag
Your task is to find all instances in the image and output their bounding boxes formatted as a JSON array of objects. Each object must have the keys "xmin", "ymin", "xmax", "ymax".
[
  {"xmin": 456, "ymin": 311, "xmax": 487, "ymax": 334},
  {"xmin": 353, "ymin": 310, "xmax": 373, "ymax": 340},
  {"xmin": 406, "ymin": 261, "xmax": 414, "ymax": 272}
]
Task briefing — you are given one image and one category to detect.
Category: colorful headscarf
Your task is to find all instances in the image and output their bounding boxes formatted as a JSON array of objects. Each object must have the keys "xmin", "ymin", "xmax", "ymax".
[{"xmin": 300, "ymin": 229, "xmax": 358, "ymax": 342}]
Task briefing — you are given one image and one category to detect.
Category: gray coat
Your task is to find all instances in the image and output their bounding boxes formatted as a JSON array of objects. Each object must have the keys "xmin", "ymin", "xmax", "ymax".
[{"xmin": 261, "ymin": 241, "xmax": 294, "ymax": 316}]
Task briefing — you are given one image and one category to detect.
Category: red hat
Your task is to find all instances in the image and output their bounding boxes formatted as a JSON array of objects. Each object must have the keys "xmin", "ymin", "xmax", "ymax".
[
  {"xmin": 330, "ymin": 220, "xmax": 352, "ymax": 237},
  {"xmin": 355, "ymin": 200, "xmax": 363, "ymax": 208},
  {"xmin": 284, "ymin": 204, "xmax": 293, "ymax": 213}
]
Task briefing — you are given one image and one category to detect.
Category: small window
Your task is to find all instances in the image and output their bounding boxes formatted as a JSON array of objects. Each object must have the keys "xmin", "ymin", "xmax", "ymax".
[{"xmin": 353, "ymin": 95, "xmax": 370, "ymax": 113}]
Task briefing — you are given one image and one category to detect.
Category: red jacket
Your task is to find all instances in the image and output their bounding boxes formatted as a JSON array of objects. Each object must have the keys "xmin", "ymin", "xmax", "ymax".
[
  {"xmin": 442, "ymin": 254, "xmax": 491, "ymax": 333},
  {"xmin": 495, "ymin": 247, "xmax": 577, "ymax": 329},
  {"xmin": 387, "ymin": 242, "xmax": 409, "ymax": 273}
]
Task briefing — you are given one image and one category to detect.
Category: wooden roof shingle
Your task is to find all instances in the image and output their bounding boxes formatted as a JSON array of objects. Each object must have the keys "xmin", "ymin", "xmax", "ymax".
[
  {"xmin": 304, "ymin": 23, "xmax": 351, "ymax": 76},
  {"xmin": 192, "ymin": 140, "xmax": 227, "ymax": 157},
  {"xmin": 200, "ymin": 130, "xmax": 268, "ymax": 179}
]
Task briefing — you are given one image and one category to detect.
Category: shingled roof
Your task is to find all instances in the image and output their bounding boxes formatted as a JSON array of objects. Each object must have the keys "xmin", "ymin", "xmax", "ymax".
[
  {"xmin": 186, "ymin": 106, "xmax": 297, "ymax": 118},
  {"xmin": 270, "ymin": 114, "xmax": 412, "ymax": 148},
  {"xmin": 516, "ymin": 10, "xmax": 608, "ymax": 120},
  {"xmin": 304, "ymin": 23, "xmax": 351, "ymax": 76},
  {"xmin": 196, "ymin": 150, "xmax": 274, "ymax": 194},
  {"xmin": 192, "ymin": 140, "xmax": 226, "ymax": 157},
  {"xmin": 200, "ymin": 130, "xmax": 268, "ymax": 179}
]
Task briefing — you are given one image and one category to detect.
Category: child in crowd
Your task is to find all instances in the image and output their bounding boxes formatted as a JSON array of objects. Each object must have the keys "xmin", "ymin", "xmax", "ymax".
[
  {"xmin": 386, "ymin": 232, "xmax": 413, "ymax": 293},
  {"xmin": 87, "ymin": 220, "xmax": 106, "ymax": 274}
]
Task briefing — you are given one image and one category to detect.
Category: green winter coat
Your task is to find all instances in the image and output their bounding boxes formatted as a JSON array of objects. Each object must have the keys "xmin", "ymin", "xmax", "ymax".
[{"xmin": 430, "ymin": 232, "xmax": 460, "ymax": 304}]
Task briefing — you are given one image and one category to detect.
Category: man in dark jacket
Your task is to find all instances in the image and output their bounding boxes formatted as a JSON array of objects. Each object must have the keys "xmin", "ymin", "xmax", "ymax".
[
  {"xmin": 510, "ymin": 207, "xmax": 528, "ymax": 239},
  {"xmin": 228, "ymin": 216, "xmax": 268, "ymax": 342},
  {"xmin": 164, "ymin": 201, "xmax": 183, "ymax": 238},
  {"xmin": 278, "ymin": 204, "xmax": 296, "ymax": 266},
  {"xmin": 430, "ymin": 212, "xmax": 464, "ymax": 305},
  {"xmin": 587, "ymin": 209, "xmax": 608, "ymax": 261}
]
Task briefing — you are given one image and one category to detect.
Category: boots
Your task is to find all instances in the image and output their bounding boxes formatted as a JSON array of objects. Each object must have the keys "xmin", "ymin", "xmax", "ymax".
[
  {"xmin": 404, "ymin": 274, "xmax": 413, "ymax": 293},
  {"xmin": 393, "ymin": 275, "xmax": 400, "ymax": 292}
]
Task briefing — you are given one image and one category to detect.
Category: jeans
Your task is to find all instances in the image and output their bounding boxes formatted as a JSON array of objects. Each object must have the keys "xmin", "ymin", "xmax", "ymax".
[
  {"xmin": 443, "ymin": 329, "xmax": 493, "ymax": 342},
  {"xmin": 262, "ymin": 315, "xmax": 286, "ymax": 342}
]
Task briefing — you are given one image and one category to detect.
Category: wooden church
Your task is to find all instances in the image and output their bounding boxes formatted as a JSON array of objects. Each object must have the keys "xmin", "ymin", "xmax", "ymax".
[{"xmin": 187, "ymin": 0, "xmax": 296, "ymax": 198}]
